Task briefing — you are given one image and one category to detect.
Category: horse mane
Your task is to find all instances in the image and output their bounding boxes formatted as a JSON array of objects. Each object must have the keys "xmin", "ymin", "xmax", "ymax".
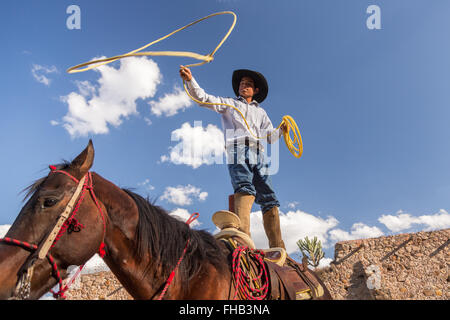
[{"xmin": 122, "ymin": 189, "xmax": 228, "ymax": 291}]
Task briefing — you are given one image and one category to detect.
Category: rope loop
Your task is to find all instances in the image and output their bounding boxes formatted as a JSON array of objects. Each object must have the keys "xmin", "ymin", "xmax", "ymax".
[
  {"xmin": 65, "ymin": 11, "xmax": 303, "ymax": 159},
  {"xmin": 67, "ymin": 11, "xmax": 236, "ymax": 73},
  {"xmin": 231, "ymin": 245, "xmax": 269, "ymax": 300}
]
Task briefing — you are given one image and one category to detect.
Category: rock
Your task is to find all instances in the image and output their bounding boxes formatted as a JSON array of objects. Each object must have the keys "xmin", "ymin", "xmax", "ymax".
[
  {"xmin": 384, "ymin": 263, "xmax": 394, "ymax": 271},
  {"xmin": 422, "ymin": 289, "xmax": 434, "ymax": 297},
  {"xmin": 397, "ymin": 272, "xmax": 407, "ymax": 282}
]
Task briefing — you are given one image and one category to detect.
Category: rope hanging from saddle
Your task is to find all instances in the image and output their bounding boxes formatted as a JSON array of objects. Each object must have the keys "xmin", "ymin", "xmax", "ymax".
[{"xmin": 228, "ymin": 240, "xmax": 269, "ymax": 300}]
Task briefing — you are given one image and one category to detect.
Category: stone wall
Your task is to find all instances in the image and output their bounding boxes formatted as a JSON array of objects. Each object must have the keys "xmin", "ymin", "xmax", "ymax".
[
  {"xmin": 64, "ymin": 271, "xmax": 132, "ymax": 300},
  {"xmin": 65, "ymin": 228, "xmax": 449, "ymax": 300},
  {"xmin": 319, "ymin": 228, "xmax": 449, "ymax": 300}
]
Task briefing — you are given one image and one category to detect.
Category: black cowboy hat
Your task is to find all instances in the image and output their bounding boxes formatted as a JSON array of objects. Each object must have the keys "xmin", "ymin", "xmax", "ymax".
[{"xmin": 232, "ymin": 69, "xmax": 268, "ymax": 103}]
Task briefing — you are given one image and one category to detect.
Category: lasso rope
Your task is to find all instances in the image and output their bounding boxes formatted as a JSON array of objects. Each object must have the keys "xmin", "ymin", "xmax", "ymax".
[{"xmin": 66, "ymin": 11, "xmax": 303, "ymax": 158}]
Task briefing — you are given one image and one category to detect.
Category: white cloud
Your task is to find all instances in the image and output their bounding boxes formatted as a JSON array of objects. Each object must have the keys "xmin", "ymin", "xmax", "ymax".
[
  {"xmin": 318, "ymin": 257, "xmax": 333, "ymax": 269},
  {"xmin": 60, "ymin": 56, "xmax": 161, "ymax": 138},
  {"xmin": 144, "ymin": 117, "xmax": 152, "ymax": 126},
  {"xmin": 160, "ymin": 155, "xmax": 169, "ymax": 163},
  {"xmin": 378, "ymin": 209, "xmax": 450, "ymax": 232},
  {"xmin": 161, "ymin": 184, "xmax": 208, "ymax": 206},
  {"xmin": 198, "ymin": 192, "xmax": 208, "ymax": 201},
  {"xmin": 169, "ymin": 208, "xmax": 202, "ymax": 228},
  {"xmin": 137, "ymin": 178, "xmax": 155, "ymax": 192},
  {"xmin": 286, "ymin": 201, "xmax": 300, "ymax": 210},
  {"xmin": 81, "ymin": 254, "xmax": 110, "ymax": 274},
  {"xmin": 74, "ymin": 80, "xmax": 96, "ymax": 98},
  {"xmin": 0, "ymin": 225, "xmax": 11, "ymax": 237},
  {"xmin": 149, "ymin": 86, "xmax": 193, "ymax": 117},
  {"xmin": 161, "ymin": 121, "xmax": 224, "ymax": 169},
  {"xmin": 248, "ymin": 209, "xmax": 384, "ymax": 258},
  {"xmin": 31, "ymin": 64, "xmax": 58, "ymax": 86},
  {"xmin": 250, "ymin": 209, "xmax": 339, "ymax": 255},
  {"xmin": 377, "ymin": 210, "xmax": 416, "ymax": 233},
  {"xmin": 329, "ymin": 222, "xmax": 384, "ymax": 243}
]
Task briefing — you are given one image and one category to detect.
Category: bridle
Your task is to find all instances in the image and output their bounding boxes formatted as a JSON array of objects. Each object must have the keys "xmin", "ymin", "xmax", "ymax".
[{"xmin": 0, "ymin": 166, "xmax": 107, "ymax": 299}]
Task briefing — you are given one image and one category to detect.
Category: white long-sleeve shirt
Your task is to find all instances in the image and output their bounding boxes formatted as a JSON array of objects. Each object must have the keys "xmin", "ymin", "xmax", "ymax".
[{"xmin": 185, "ymin": 77, "xmax": 282, "ymax": 149}]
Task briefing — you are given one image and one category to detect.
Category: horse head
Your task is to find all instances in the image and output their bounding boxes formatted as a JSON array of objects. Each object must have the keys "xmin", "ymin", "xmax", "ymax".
[{"xmin": 0, "ymin": 140, "xmax": 107, "ymax": 299}]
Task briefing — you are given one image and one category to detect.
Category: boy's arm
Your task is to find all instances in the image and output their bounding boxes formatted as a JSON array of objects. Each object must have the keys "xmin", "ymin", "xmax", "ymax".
[
  {"xmin": 180, "ymin": 65, "xmax": 228, "ymax": 114},
  {"xmin": 261, "ymin": 113, "xmax": 285, "ymax": 144}
]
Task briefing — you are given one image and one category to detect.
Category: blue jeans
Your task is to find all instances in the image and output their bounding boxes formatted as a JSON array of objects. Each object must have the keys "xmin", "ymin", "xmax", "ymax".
[{"xmin": 227, "ymin": 144, "xmax": 280, "ymax": 213}]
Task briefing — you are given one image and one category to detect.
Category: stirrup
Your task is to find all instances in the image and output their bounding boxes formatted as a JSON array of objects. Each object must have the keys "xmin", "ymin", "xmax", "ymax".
[{"xmin": 262, "ymin": 247, "xmax": 287, "ymax": 267}]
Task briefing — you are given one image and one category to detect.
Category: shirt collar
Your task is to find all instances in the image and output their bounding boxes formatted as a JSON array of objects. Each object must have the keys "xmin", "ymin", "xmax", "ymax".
[{"xmin": 237, "ymin": 96, "xmax": 259, "ymax": 107}]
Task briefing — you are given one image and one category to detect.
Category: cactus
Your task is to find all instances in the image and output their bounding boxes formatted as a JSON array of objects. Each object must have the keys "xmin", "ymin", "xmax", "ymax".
[{"xmin": 296, "ymin": 236, "xmax": 325, "ymax": 269}]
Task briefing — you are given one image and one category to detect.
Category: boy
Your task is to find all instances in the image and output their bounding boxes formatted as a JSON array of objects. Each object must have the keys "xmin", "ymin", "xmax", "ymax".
[{"xmin": 179, "ymin": 66, "xmax": 286, "ymax": 249}]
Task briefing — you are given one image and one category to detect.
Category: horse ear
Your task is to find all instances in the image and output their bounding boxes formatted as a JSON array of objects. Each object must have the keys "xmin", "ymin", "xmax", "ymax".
[{"xmin": 71, "ymin": 139, "xmax": 95, "ymax": 177}]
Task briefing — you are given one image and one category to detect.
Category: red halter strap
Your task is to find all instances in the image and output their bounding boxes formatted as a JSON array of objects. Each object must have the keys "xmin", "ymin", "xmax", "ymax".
[
  {"xmin": 46, "ymin": 166, "xmax": 107, "ymax": 298},
  {"xmin": 0, "ymin": 166, "xmax": 107, "ymax": 299},
  {"xmin": 48, "ymin": 165, "xmax": 79, "ymax": 183},
  {"xmin": 47, "ymin": 168, "xmax": 106, "ymax": 254}
]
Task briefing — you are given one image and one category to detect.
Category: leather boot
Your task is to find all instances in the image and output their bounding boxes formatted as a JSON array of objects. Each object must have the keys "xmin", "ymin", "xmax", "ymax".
[
  {"xmin": 262, "ymin": 206, "xmax": 286, "ymax": 249},
  {"xmin": 233, "ymin": 193, "xmax": 255, "ymax": 237}
]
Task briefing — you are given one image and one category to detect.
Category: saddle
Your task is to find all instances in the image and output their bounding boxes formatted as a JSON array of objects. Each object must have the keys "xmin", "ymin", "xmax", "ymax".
[{"xmin": 212, "ymin": 210, "xmax": 325, "ymax": 300}]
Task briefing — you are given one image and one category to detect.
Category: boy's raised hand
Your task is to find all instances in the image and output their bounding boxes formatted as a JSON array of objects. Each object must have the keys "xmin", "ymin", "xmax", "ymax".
[{"xmin": 179, "ymin": 65, "xmax": 193, "ymax": 81}]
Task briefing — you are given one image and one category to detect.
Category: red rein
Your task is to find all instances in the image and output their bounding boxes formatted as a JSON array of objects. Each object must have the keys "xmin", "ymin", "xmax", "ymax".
[
  {"xmin": 0, "ymin": 237, "xmax": 64, "ymax": 295},
  {"xmin": 157, "ymin": 212, "xmax": 199, "ymax": 300}
]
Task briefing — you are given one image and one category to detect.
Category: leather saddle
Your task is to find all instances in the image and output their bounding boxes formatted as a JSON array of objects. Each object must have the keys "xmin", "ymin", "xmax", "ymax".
[{"xmin": 212, "ymin": 210, "xmax": 325, "ymax": 300}]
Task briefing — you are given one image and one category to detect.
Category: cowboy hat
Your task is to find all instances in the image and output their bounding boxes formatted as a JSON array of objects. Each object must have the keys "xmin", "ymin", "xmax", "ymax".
[{"xmin": 232, "ymin": 69, "xmax": 268, "ymax": 103}]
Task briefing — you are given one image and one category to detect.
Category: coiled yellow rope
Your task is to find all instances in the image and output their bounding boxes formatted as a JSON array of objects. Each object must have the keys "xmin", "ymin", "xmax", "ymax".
[{"xmin": 66, "ymin": 11, "xmax": 303, "ymax": 158}]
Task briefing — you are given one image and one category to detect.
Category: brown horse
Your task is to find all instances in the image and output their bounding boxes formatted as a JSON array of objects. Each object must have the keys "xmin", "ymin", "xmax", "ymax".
[{"xmin": 0, "ymin": 140, "xmax": 332, "ymax": 300}]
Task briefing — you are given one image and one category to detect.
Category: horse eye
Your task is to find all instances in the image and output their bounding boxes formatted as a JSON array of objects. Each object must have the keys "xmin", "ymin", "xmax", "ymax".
[{"xmin": 43, "ymin": 198, "xmax": 58, "ymax": 208}]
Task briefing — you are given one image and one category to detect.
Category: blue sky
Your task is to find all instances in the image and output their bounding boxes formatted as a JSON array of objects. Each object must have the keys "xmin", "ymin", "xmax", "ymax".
[{"xmin": 2, "ymin": 0, "xmax": 450, "ymax": 262}]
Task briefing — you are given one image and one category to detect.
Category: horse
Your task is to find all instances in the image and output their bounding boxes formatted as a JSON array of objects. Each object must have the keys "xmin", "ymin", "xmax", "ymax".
[{"xmin": 0, "ymin": 140, "xmax": 332, "ymax": 300}]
